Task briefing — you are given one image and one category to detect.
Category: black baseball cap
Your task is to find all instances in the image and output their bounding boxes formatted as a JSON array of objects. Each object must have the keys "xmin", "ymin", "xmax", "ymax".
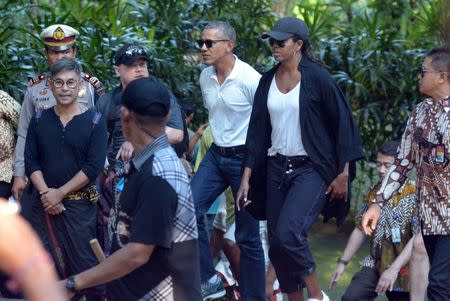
[
  {"xmin": 261, "ymin": 17, "xmax": 309, "ymax": 41},
  {"xmin": 121, "ymin": 77, "xmax": 170, "ymax": 117},
  {"xmin": 115, "ymin": 45, "xmax": 148, "ymax": 66}
]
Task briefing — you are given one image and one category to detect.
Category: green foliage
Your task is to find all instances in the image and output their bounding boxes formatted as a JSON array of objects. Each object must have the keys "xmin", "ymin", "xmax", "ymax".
[
  {"xmin": 0, "ymin": 0, "xmax": 273, "ymax": 125},
  {"xmin": 0, "ymin": 0, "xmax": 447, "ymax": 212}
]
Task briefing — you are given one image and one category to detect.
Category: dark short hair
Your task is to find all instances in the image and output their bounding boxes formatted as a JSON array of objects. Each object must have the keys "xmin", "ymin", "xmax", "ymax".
[
  {"xmin": 426, "ymin": 46, "xmax": 450, "ymax": 78},
  {"xmin": 49, "ymin": 57, "xmax": 81, "ymax": 78},
  {"xmin": 203, "ymin": 21, "xmax": 236, "ymax": 43},
  {"xmin": 180, "ymin": 100, "xmax": 196, "ymax": 117},
  {"xmin": 378, "ymin": 141, "xmax": 399, "ymax": 157}
]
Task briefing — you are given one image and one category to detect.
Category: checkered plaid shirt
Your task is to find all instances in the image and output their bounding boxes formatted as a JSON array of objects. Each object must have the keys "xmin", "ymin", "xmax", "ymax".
[
  {"xmin": 133, "ymin": 133, "xmax": 198, "ymax": 243},
  {"xmin": 133, "ymin": 134, "xmax": 198, "ymax": 300}
]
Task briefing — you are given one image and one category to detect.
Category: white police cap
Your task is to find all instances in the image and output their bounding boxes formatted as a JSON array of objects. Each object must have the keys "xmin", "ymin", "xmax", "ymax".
[{"xmin": 40, "ymin": 24, "xmax": 79, "ymax": 51}]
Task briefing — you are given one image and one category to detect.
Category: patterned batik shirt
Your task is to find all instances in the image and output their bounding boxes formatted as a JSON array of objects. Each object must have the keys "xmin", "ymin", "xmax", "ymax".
[
  {"xmin": 0, "ymin": 90, "xmax": 20, "ymax": 183},
  {"xmin": 356, "ymin": 180, "xmax": 418, "ymax": 292},
  {"xmin": 375, "ymin": 98, "xmax": 450, "ymax": 235}
]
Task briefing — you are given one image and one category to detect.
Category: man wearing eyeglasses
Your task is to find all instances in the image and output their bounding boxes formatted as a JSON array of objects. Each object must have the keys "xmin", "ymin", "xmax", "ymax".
[
  {"xmin": 12, "ymin": 24, "xmax": 104, "ymax": 204},
  {"xmin": 191, "ymin": 21, "xmax": 265, "ymax": 300},
  {"xmin": 24, "ymin": 57, "xmax": 107, "ymax": 301},
  {"xmin": 362, "ymin": 46, "xmax": 450, "ymax": 301},
  {"xmin": 96, "ymin": 44, "xmax": 185, "ymax": 174}
]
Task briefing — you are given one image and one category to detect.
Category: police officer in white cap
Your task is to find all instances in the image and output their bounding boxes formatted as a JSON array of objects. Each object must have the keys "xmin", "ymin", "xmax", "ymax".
[{"xmin": 11, "ymin": 24, "xmax": 105, "ymax": 204}]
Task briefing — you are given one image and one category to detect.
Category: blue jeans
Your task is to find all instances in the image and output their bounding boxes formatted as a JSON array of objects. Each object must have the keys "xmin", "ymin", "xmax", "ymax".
[
  {"xmin": 422, "ymin": 234, "xmax": 450, "ymax": 301},
  {"xmin": 266, "ymin": 156, "xmax": 327, "ymax": 293},
  {"xmin": 191, "ymin": 145, "xmax": 265, "ymax": 300}
]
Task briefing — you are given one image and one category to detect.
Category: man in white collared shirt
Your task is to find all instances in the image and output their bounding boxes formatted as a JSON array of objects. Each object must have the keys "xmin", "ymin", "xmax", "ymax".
[{"xmin": 191, "ymin": 21, "xmax": 265, "ymax": 300}]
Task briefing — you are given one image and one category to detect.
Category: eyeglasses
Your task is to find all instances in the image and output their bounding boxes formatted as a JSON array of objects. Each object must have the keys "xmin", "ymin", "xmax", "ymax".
[
  {"xmin": 124, "ymin": 47, "xmax": 147, "ymax": 57},
  {"xmin": 420, "ymin": 68, "xmax": 446, "ymax": 78},
  {"xmin": 117, "ymin": 47, "xmax": 147, "ymax": 64},
  {"xmin": 196, "ymin": 39, "xmax": 229, "ymax": 48},
  {"xmin": 269, "ymin": 38, "xmax": 288, "ymax": 48},
  {"xmin": 51, "ymin": 79, "xmax": 79, "ymax": 89}
]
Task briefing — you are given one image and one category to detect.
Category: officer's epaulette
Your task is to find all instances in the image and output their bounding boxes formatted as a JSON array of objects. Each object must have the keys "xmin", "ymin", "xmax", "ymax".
[
  {"xmin": 82, "ymin": 73, "xmax": 105, "ymax": 96},
  {"xmin": 27, "ymin": 74, "xmax": 46, "ymax": 87}
]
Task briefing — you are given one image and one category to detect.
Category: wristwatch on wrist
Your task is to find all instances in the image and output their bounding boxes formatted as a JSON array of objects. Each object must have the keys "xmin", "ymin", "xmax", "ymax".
[
  {"xmin": 337, "ymin": 257, "xmax": 349, "ymax": 265},
  {"xmin": 66, "ymin": 276, "xmax": 78, "ymax": 293},
  {"xmin": 372, "ymin": 195, "xmax": 385, "ymax": 209},
  {"xmin": 372, "ymin": 200, "xmax": 384, "ymax": 209}
]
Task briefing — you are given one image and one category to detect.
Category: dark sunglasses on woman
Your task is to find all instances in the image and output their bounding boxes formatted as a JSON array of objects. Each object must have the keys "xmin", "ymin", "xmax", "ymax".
[{"xmin": 269, "ymin": 38, "xmax": 287, "ymax": 48}]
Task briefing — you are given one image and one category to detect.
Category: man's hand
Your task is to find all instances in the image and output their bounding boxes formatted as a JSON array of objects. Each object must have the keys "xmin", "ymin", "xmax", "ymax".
[
  {"xmin": 361, "ymin": 204, "xmax": 381, "ymax": 236},
  {"xmin": 11, "ymin": 176, "xmax": 26, "ymax": 200},
  {"xmin": 376, "ymin": 266, "xmax": 399, "ymax": 295},
  {"xmin": 329, "ymin": 263, "xmax": 346, "ymax": 290},
  {"xmin": 326, "ymin": 172, "xmax": 348, "ymax": 201},
  {"xmin": 116, "ymin": 141, "xmax": 134, "ymax": 162},
  {"xmin": 40, "ymin": 188, "xmax": 65, "ymax": 211},
  {"xmin": 196, "ymin": 123, "xmax": 208, "ymax": 137},
  {"xmin": 46, "ymin": 203, "xmax": 66, "ymax": 215}
]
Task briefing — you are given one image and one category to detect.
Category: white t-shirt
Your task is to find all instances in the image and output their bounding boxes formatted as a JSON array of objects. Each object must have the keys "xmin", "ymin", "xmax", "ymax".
[
  {"xmin": 267, "ymin": 76, "xmax": 307, "ymax": 156},
  {"xmin": 199, "ymin": 56, "xmax": 261, "ymax": 147}
]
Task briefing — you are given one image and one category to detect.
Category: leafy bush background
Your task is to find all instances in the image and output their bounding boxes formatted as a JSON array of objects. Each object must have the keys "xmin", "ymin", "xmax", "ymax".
[{"xmin": 0, "ymin": 0, "xmax": 446, "ymax": 214}]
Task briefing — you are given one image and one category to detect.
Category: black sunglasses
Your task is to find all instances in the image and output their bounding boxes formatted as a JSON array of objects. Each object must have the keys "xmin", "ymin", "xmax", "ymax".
[
  {"xmin": 269, "ymin": 38, "xmax": 288, "ymax": 48},
  {"xmin": 117, "ymin": 47, "xmax": 147, "ymax": 62},
  {"xmin": 420, "ymin": 68, "xmax": 446, "ymax": 78},
  {"xmin": 196, "ymin": 39, "xmax": 229, "ymax": 48},
  {"xmin": 124, "ymin": 47, "xmax": 147, "ymax": 57}
]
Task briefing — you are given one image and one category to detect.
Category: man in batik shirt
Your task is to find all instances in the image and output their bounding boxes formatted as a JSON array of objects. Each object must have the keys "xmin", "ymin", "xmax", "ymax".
[
  {"xmin": 330, "ymin": 141, "xmax": 420, "ymax": 301},
  {"xmin": 363, "ymin": 46, "xmax": 450, "ymax": 301}
]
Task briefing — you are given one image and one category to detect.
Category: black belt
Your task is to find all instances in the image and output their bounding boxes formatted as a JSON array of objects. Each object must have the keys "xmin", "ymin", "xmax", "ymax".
[
  {"xmin": 212, "ymin": 143, "xmax": 246, "ymax": 156},
  {"xmin": 270, "ymin": 153, "xmax": 310, "ymax": 169}
]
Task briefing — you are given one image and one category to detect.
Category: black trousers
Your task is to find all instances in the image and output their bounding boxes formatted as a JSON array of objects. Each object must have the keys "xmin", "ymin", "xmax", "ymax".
[
  {"xmin": 342, "ymin": 267, "xmax": 409, "ymax": 301},
  {"xmin": 0, "ymin": 181, "xmax": 11, "ymax": 199},
  {"xmin": 266, "ymin": 157, "xmax": 327, "ymax": 293},
  {"xmin": 423, "ymin": 234, "xmax": 450, "ymax": 301}
]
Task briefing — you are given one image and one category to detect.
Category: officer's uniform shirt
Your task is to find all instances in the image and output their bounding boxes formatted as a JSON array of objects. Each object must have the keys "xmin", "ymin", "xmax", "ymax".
[{"xmin": 13, "ymin": 72, "xmax": 104, "ymax": 178}]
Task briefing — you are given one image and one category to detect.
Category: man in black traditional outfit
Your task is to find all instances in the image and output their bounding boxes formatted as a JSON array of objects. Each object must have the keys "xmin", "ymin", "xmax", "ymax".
[{"xmin": 24, "ymin": 57, "xmax": 107, "ymax": 301}]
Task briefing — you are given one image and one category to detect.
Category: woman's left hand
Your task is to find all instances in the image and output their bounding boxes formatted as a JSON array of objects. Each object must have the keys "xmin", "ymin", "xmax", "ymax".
[{"xmin": 326, "ymin": 172, "xmax": 348, "ymax": 201}]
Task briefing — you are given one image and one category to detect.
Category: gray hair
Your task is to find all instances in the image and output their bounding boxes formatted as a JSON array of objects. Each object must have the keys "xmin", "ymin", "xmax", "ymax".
[
  {"xmin": 50, "ymin": 57, "xmax": 82, "ymax": 79},
  {"xmin": 203, "ymin": 21, "xmax": 236, "ymax": 43}
]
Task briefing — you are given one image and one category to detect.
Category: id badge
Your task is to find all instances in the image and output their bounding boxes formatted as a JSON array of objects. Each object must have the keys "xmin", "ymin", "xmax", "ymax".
[
  {"xmin": 116, "ymin": 177, "xmax": 125, "ymax": 192},
  {"xmin": 435, "ymin": 144, "xmax": 445, "ymax": 164},
  {"xmin": 391, "ymin": 227, "xmax": 401, "ymax": 244}
]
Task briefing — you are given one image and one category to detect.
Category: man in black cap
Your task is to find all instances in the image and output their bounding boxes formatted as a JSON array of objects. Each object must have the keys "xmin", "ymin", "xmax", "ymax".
[
  {"xmin": 96, "ymin": 44, "xmax": 185, "ymax": 172},
  {"xmin": 96, "ymin": 45, "xmax": 186, "ymax": 251},
  {"xmin": 62, "ymin": 77, "xmax": 201, "ymax": 301}
]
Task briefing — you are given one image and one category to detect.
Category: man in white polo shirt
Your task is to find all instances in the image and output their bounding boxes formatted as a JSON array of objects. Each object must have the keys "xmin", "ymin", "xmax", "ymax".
[{"xmin": 191, "ymin": 21, "xmax": 264, "ymax": 300}]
